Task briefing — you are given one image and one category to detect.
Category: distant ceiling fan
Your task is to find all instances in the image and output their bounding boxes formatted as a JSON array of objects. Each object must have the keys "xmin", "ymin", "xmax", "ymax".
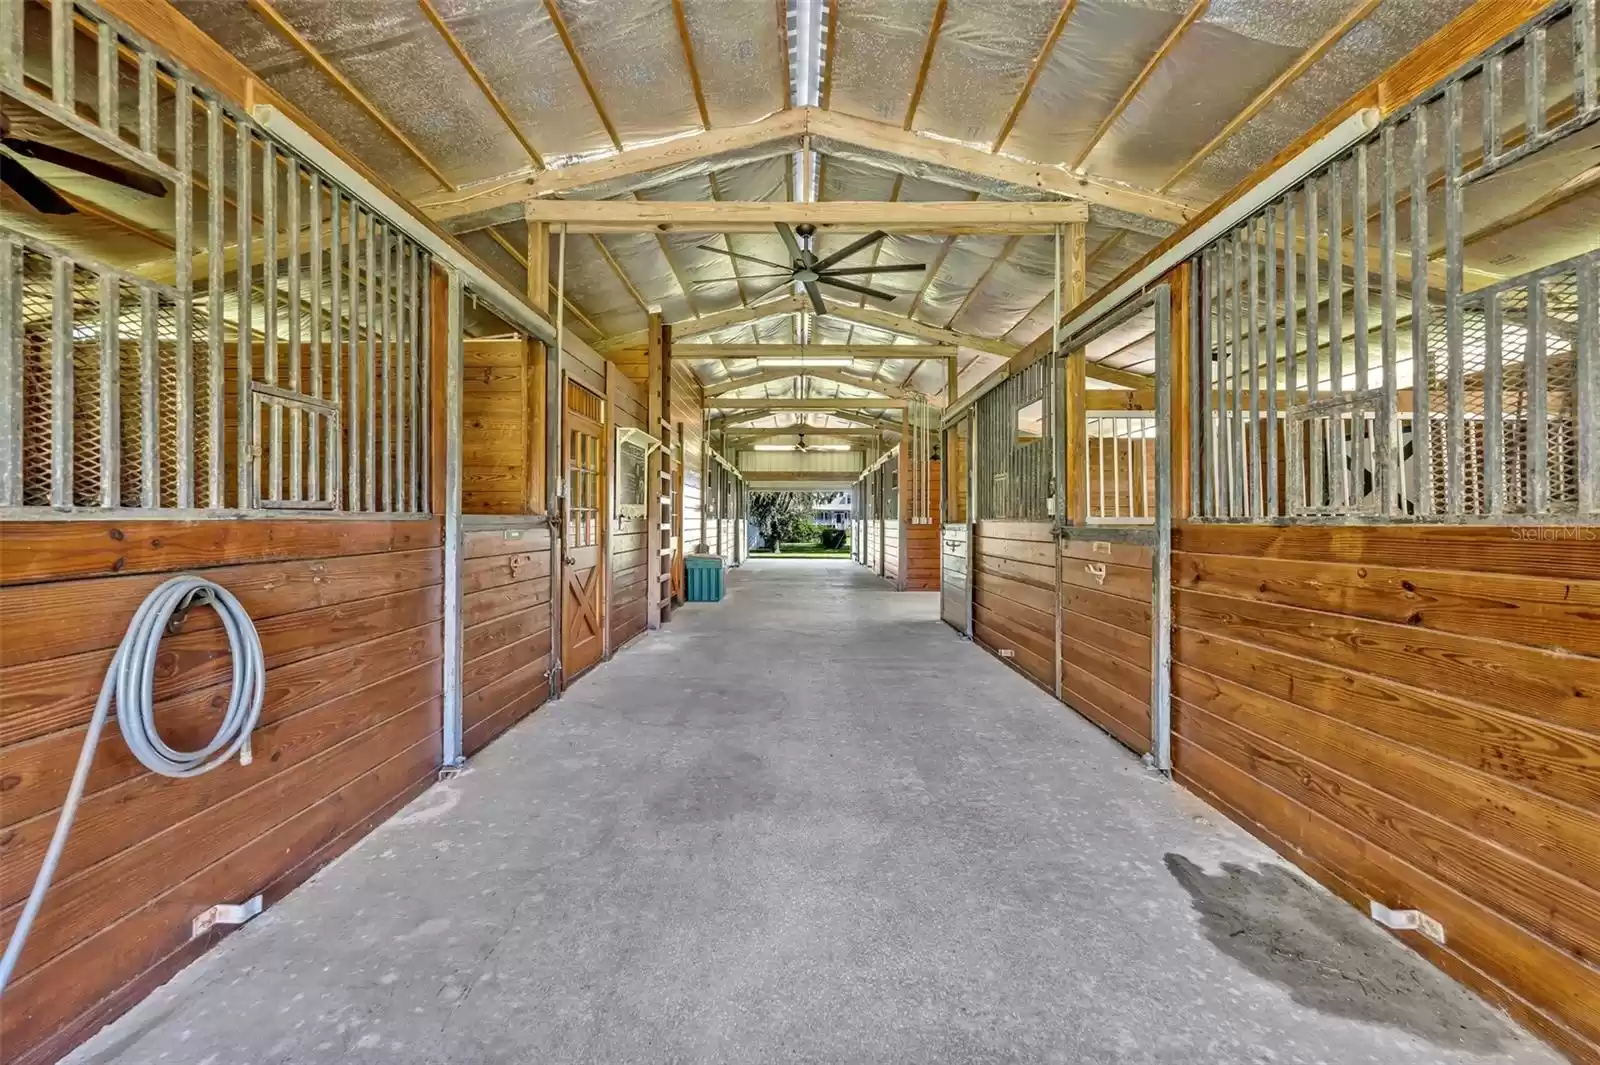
[
  {"xmin": 694, "ymin": 222, "xmax": 925, "ymax": 316},
  {"xmin": 1, "ymin": 110, "xmax": 167, "ymax": 215}
]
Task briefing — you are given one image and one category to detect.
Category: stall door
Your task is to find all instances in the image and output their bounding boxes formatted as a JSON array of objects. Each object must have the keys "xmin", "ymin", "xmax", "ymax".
[
  {"xmin": 941, "ymin": 414, "xmax": 973, "ymax": 633},
  {"xmin": 562, "ymin": 381, "xmax": 606, "ymax": 684}
]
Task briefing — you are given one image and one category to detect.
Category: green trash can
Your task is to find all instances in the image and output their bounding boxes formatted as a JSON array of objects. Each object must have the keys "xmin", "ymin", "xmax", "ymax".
[{"xmin": 685, "ymin": 554, "xmax": 724, "ymax": 602}]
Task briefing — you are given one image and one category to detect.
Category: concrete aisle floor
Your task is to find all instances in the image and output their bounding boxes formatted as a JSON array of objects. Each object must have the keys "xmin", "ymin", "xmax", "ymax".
[{"xmin": 67, "ymin": 560, "xmax": 1560, "ymax": 1065}]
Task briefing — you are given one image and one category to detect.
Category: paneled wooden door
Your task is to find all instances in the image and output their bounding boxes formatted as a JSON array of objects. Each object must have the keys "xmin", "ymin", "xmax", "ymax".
[{"xmin": 562, "ymin": 380, "xmax": 606, "ymax": 685}]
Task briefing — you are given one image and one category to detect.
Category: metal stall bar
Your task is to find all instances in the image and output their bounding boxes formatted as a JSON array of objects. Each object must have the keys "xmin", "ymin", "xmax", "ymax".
[
  {"xmin": 207, "ymin": 98, "xmax": 226, "ymax": 507},
  {"xmin": 441, "ymin": 268, "xmax": 465, "ymax": 771},
  {"xmin": 98, "ymin": 273, "xmax": 120, "ymax": 508},
  {"xmin": 1264, "ymin": 202, "xmax": 1279, "ymax": 518},
  {"xmin": 236, "ymin": 124, "xmax": 254, "ymax": 506},
  {"xmin": 50, "ymin": 256, "xmax": 73, "ymax": 508},
  {"xmin": 139, "ymin": 286, "xmax": 158, "ymax": 507},
  {"xmin": 1377, "ymin": 126, "xmax": 1398, "ymax": 517},
  {"xmin": 1327, "ymin": 157, "xmax": 1348, "ymax": 511},
  {"xmin": 1284, "ymin": 192, "xmax": 1302, "ymax": 515},
  {"xmin": 0, "ymin": 237, "xmax": 19, "ymax": 505},
  {"xmin": 1351, "ymin": 143, "xmax": 1371, "ymax": 500},
  {"xmin": 287, "ymin": 158, "xmax": 304, "ymax": 504},
  {"xmin": 330, "ymin": 191, "xmax": 344, "ymax": 507},
  {"xmin": 309, "ymin": 173, "xmax": 324, "ymax": 503},
  {"xmin": 1246, "ymin": 218, "xmax": 1262, "ymax": 517},
  {"xmin": 1305, "ymin": 176, "xmax": 1324, "ymax": 511},
  {"xmin": 1443, "ymin": 81, "xmax": 1466, "ymax": 516},
  {"xmin": 1228, "ymin": 231, "xmax": 1243, "ymax": 516},
  {"xmin": 1409, "ymin": 105, "xmax": 1434, "ymax": 516},
  {"xmin": 1482, "ymin": 290, "xmax": 1505, "ymax": 514},
  {"xmin": 173, "ymin": 78, "xmax": 194, "ymax": 508},
  {"xmin": 1526, "ymin": 277, "xmax": 1549, "ymax": 515},
  {"xmin": 1580, "ymin": 253, "xmax": 1598, "ymax": 515},
  {"xmin": 263, "ymin": 142, "xmax": 281, "ymax": 505},
  {"xmin": 1150, "ymin": 283, "xmax": 1173, "ymax": 773}
]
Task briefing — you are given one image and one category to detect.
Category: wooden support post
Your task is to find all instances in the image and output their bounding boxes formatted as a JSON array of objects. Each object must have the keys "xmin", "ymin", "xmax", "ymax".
[
  {"xmin": 898, "ymin": 408, "xmax": 910, "ymax": 591},
  {"xmin": 1169, "ymin": 260, "xmax": 1193, "ymax": 521},
  {"xmin": 1063, "ymin": 222, "xmax": 1089, "ymax": 526},
  {"xmin": 946, "ymin": 357, "xmax": 959, "ymax": 407},
  {"xmin": 429, "ymin": 263, "xmax": 450, "ymax": 516},
  {"xmin": 646, "ymin": 312, "xmax": 665, "ymax": 629},
  {"xmin": 526, "ymin": 221, "xmax": 550, "ymax": 314},
  {"xmin": 526, "ymin": 337, "xmax": 546, "ymax": 514}
]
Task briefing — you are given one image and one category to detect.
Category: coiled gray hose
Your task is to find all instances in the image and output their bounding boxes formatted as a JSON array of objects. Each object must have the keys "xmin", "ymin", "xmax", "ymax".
[{"xmin": 0, "ymin": 575, "xmax": 265, "ymax": 994}]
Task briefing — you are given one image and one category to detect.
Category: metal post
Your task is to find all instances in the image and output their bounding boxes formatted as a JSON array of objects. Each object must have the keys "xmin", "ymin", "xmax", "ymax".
[
  {"xmin": 1409, "ymin": 106, "xmax": 1433, "ymax": 516},
  {"xmin": 50, "ymin": 256, "xmax": 73, "ymax": 508},
  {"xmin": 1378, "ymin": 126, "xmax": 1398, "ymax": 517},
  {"xmin": 441, "ymin": 268, "xmax": 465, "ymax": 770},
  {"xmin": 174, "ymin": 78, "xmax": 194, "ymax": 509},
  {"xmin": 1444, "ymin": 81, "xmax": 1466, "ymax": 515},
  {"xmin": 1483, "ymin": 291, "xmax": 1505, "ymax": 513},
  {"xmin": 330, "ymin": 191, "xmax": 343, "ymax": 508},
  {"xmin": 236, "ymin": 124, "xmax": 254, "ymax": 507},
  {"xmin": 547, "ymin": 225, "xmax": 568, "ymax": 698},
  {"xmin": 1526, "ymin": 277, "xmax": 1549, "ymax": 515},
  {"xmin": 1579, "ymin": 253, "xmax": 1598, "ymax": 516},
  {"xmin": 98, "ymin": 273, "xmax": 120, "ymax": 508},
  {"xmin": 1150, "ymin": 284, "xmax": 1173, "ymax": 774},
  {"xmin": 207, "ymin": 98, "xmax": 226, "ymax": 508},
  {"xmin": 1284, "ymin": 194, "xmax": 1302, "ymax": 514},
  {"xmin": 0, "ymin": 237, "xmax": 20, "ymax": 505}
]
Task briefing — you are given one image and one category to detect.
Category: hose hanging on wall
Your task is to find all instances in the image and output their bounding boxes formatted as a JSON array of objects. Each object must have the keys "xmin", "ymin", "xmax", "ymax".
[{"xmin": 0, "ymin": 576, "xmax": 265, "ymax": 994}]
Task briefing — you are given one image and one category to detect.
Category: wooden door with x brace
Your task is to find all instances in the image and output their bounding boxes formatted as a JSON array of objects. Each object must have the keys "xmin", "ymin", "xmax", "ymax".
[{"xmin": 561, "ymin": 379, "xmax": 606, "ymax": 684}]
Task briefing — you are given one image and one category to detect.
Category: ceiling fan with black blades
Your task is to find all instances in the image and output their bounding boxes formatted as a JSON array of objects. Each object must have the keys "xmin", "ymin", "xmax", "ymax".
[
  {"xmin": 1, "ymin": 110, "xmax": 168, "ymax": 215},
  {"xmin": 693, "ymin": 222, "xmax": 925, "ymax": 316}
]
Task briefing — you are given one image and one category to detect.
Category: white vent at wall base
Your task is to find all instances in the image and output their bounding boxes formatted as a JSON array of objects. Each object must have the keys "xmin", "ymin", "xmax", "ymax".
[{"xmin": 1370, "ymin": 901, "xmax": 1446, "ymax": 945}]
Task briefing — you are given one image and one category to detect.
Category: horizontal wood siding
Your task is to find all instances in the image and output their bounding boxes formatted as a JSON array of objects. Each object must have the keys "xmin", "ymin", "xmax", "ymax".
[
  {"xmin": 610, "ymin": 371, "xmax": 649, "ymax": 651},
  {"xmin": 1058, "ymin": 536, "xmax": 1153, "ymax": 755},
  {"xmin": 460, "ymin": 523, "xmax": 553, "ymax": 756},
  {"xmin": 0, "ymin": 520, "xmax": 444, "ymax": 1065},
  {"xmin": 883, "ymin": 522, "xmax": 901, "ymax": 584},
  {"xmin": 902, "ymin": 459, "xmax": 942, "ymax": 592},
  {"xmin": 972, "ymin": 521, "xmax": 1055, "ymax": 691},
  {"xmin": 463, "ymin": 338, "xmax": 532, "ymax": 516},
  {"xmin": 1171, "ymin": 523, "xmax": 1600, "ymax": 1064}
]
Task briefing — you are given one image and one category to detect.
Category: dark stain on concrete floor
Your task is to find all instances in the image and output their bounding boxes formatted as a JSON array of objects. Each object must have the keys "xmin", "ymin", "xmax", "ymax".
[{"xmin": 1165, "ymin": 854, "xmax": 1511, "ymax": 1055}]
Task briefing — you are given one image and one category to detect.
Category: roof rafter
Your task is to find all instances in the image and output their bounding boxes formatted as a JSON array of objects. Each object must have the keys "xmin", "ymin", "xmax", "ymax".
[
  {"xmin": 806, "ymin": 109, "xmax": 1196, "ymax": 224},
  {"xmin": 1072, "ymin": 0, "xmax": 1209, "ymax": 170},
  {"xmin": 420, "ymin": 108, "xmax": 1195, "ymax": 226},
  {"xmin": 542, "ymin": 0, "xmax": 622, "ymax": 150},
  {"xmin": 992, "ymin": 0, "xmax": 1078, "ymax": 153},
  {"xmin": 904, "ymin": 0, "xmax": 949, "ymax": 131},
  {"xmin": 1161, "ymin": 0, "xmax": 1383, "ymax": 192},
  {"xmin": 245, "ymin": 0, "xmax": 456, "ymax": 189},
  {"xmin": 590, "ymin": 233, "xmax": 651, "ymax": 314},
  {"xmin": 416, "ymin": 0, "xmax": 544, "ymax": 168},
  {"xmin": 704, "ymin": 367, "xmax": 915, "ymax": 400},
  {"xmin": 518, "ymin": 198, "xmax": 1088, "ymax": 233},
  {"xmin": 670, "ymin": 0, "xmax": 712, "ymax": 129}
]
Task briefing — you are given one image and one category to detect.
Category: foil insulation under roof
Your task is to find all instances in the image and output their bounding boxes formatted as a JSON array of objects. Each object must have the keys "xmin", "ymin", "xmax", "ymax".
[{"xmin": 153, "ymin": 0, "xmax": 1528, "ymax": 361}]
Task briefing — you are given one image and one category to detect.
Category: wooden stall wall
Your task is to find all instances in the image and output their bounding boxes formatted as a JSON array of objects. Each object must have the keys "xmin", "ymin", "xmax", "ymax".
[
  {"xmin": 609, "ymin": 371, "xmax": 650, "ymax": 651},
  {"xmin": 0, "ymin": 520, "xmax": 445, "ymax": 1065},
  {"xmin": 901, "ymin": 458, "xmax": 942, "ymax": 592},
  {"xmin": 883, "ymin": 521, "xmax": 901, "ymax": 585},
  {"xmin": 1170, "ymin": 524, "xmax": 1600, "ymax": 1064},
  {"xmin": 1057, "ymin": 536, "xmax": 1153, "ymax": 756},
  {"xmin": 460, "ymin": 522, "xmax": 553, "ymax": 757},
  {"xmin": 463, "ymin": 338, "xmax": 536, "ymax": 515},
  {"xmin": 970, "ymin": 521, "xmax": 1055, "ymax": 691}
]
